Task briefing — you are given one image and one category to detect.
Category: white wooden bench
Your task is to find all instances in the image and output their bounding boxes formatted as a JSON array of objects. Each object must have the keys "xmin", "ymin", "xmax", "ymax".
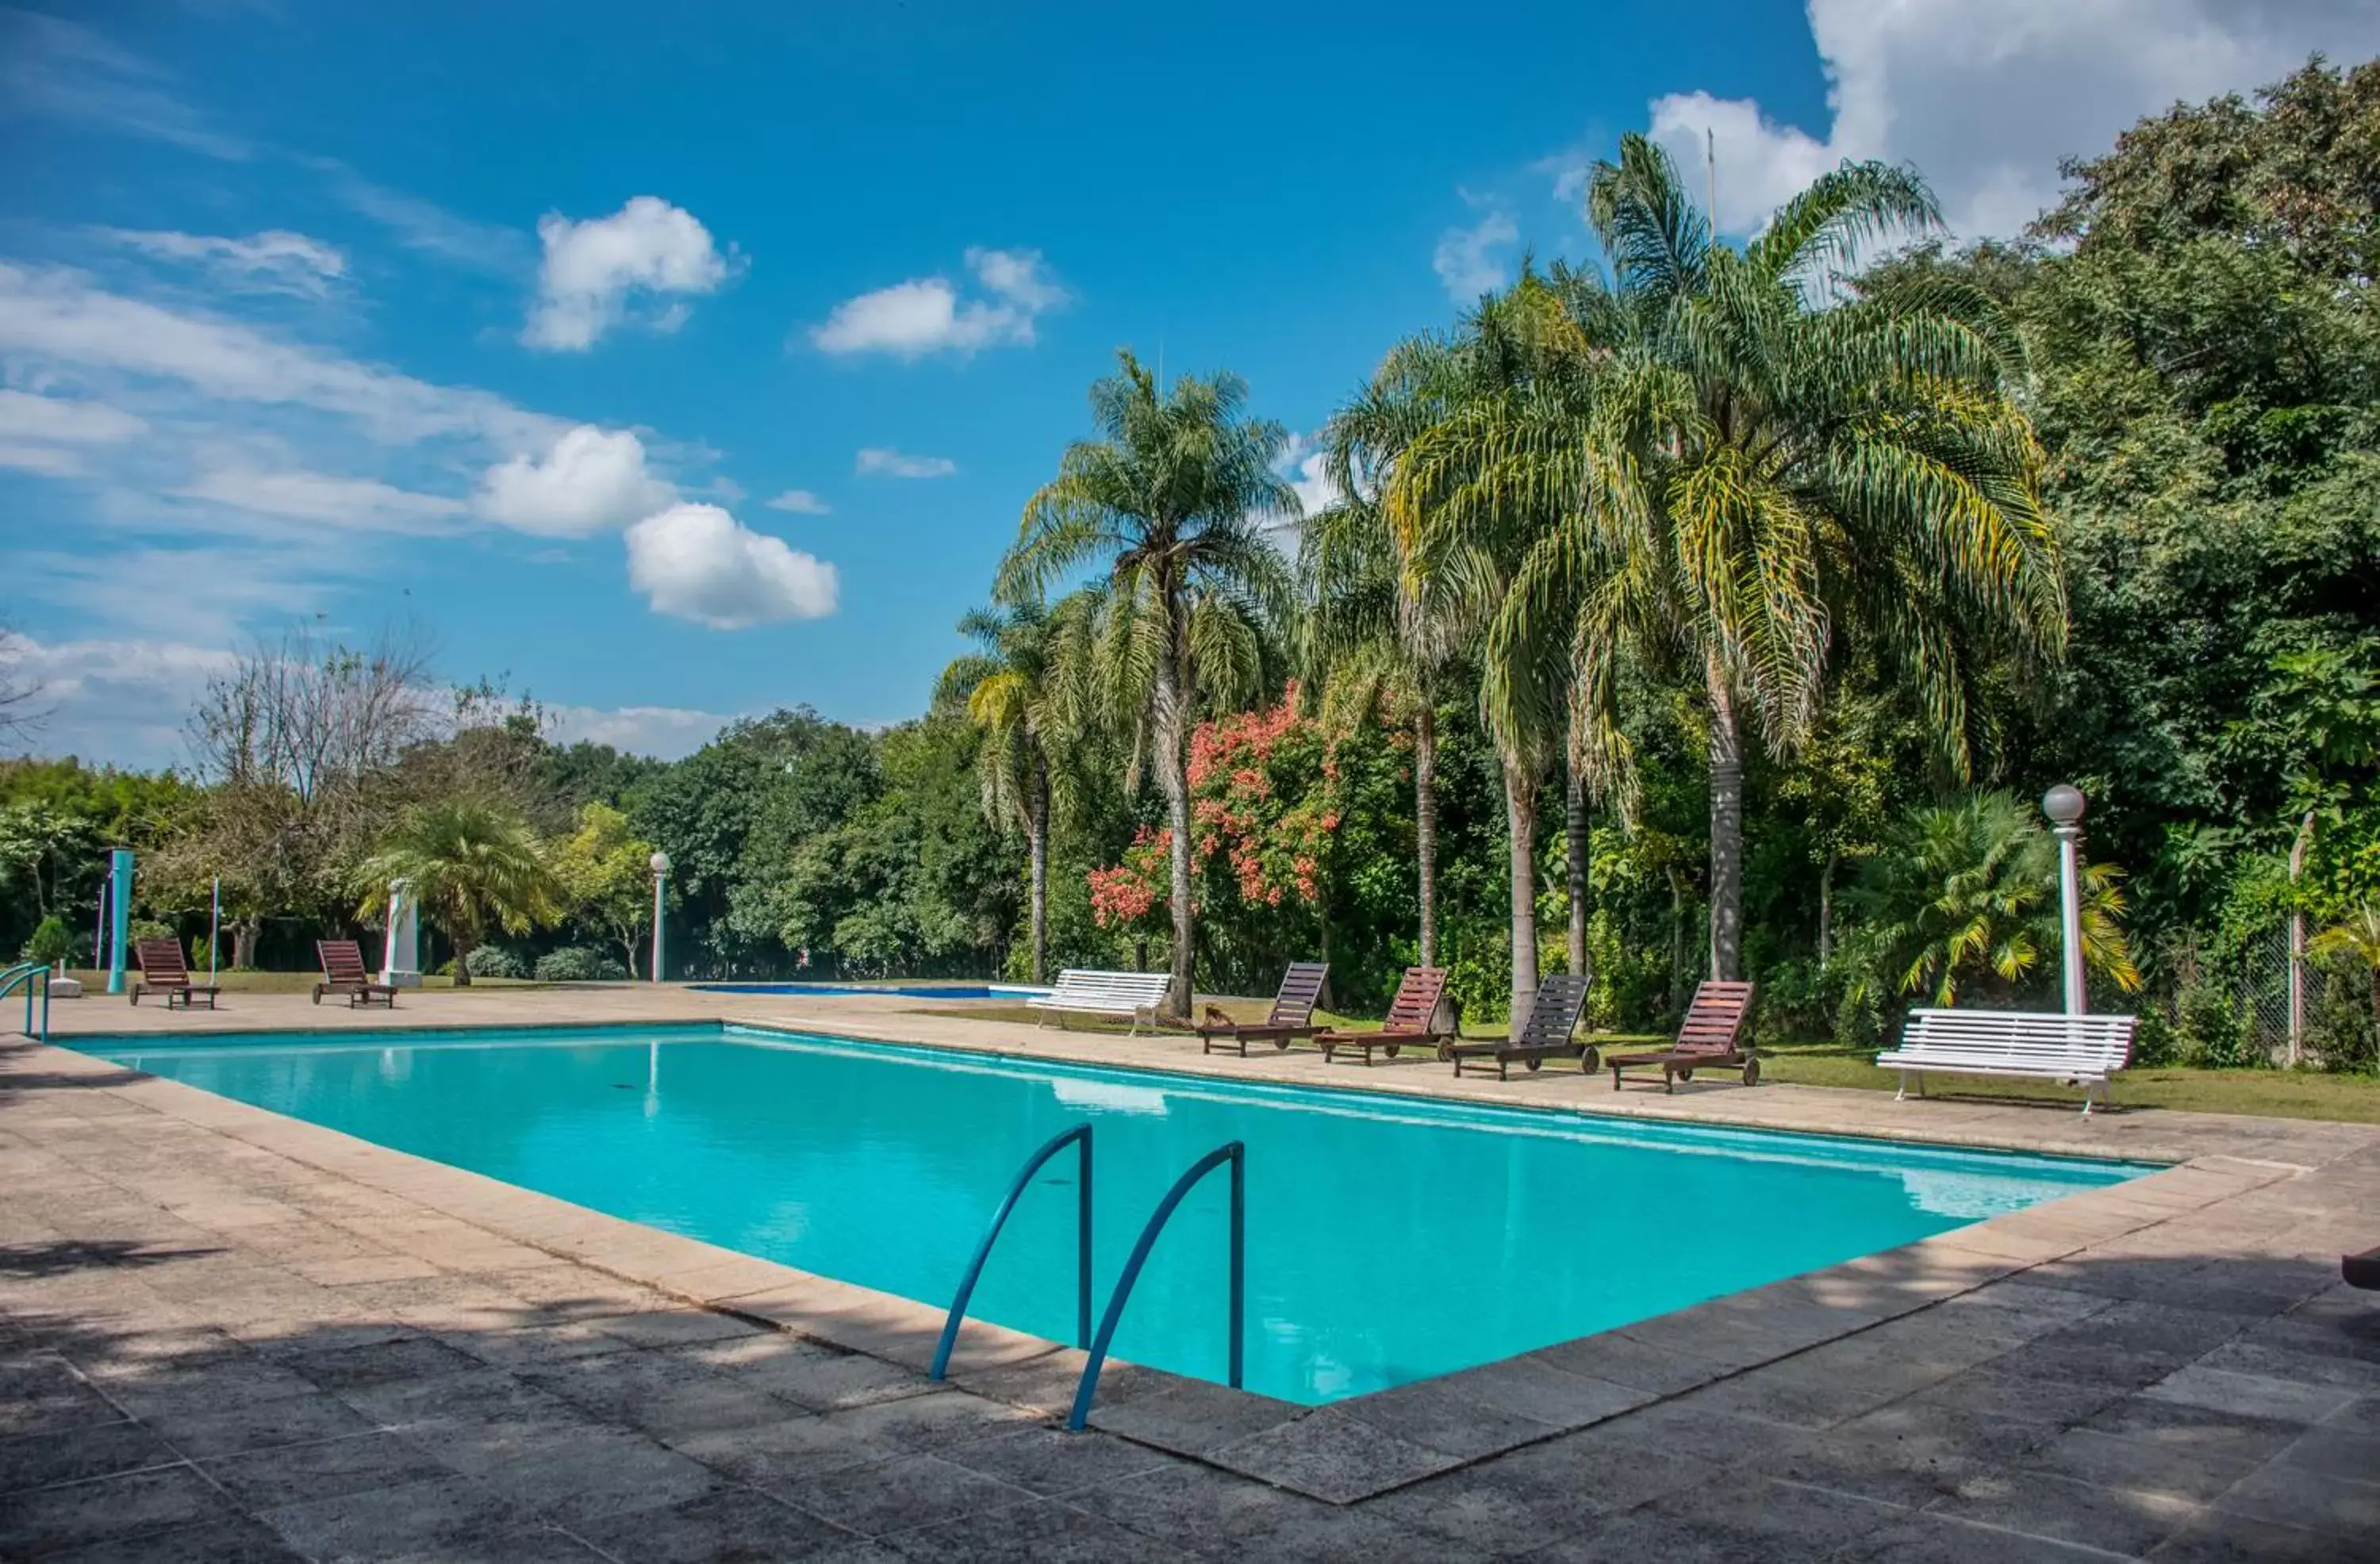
[
  {"xmin": 1026, "ymin": 970, "xmax": 1173, "ymax": 1035},
  {"xmin": 1876, "ymin": 1009, "xmax": 2137, "ymax": 1116}
]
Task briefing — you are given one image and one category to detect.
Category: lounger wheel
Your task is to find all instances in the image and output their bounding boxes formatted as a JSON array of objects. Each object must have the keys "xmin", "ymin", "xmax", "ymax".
[
  {"xmin": 1275, "ymin": 1037, "xmax": 1291, "ymax": 1050},
  {"xmin": 1384, "ymin": 1043, "xmax": 1401, "ymax": 1059},
  {"xmin": 1580, "ymin": 1045, "xmax": 1600, "ymax": 1073},
  {"xmin": 1437, "ymin": 1040, "xmax": 1454, "ymax": 1062},
  {"xmin": 311, "ymin": 989, "xmax": 323, "ymax": 1005},
  {"xmin": 1742, "ymin": 1057, "xmax": 1760, "ymax": 1086},
  {"xmin": 1525, "ymin": 1056, "xmax": 1541, "ymax": 1072},
  {"xmin": 1676, "ymin": 1068, "xmax": 1695, "ymax": 1082}
]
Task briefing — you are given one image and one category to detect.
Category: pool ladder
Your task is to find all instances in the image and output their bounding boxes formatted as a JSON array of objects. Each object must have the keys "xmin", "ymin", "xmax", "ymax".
[
  {"xmin": 0, "ymin": 963, "xmax": 52, "ymax": 1043},
  {"xmin": 930, "ymin": 1121, "xmax": 1246, "ymax": 1432}
]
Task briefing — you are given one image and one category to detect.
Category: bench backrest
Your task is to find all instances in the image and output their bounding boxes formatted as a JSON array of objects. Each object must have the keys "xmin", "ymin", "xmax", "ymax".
[
  {"xmin": 319, "ymin": 940, "xmax": 371, "ymax": 983},
  {"xmin": 1675, "ymin": 980, "xmax": 1755, "ymax": 1056},
  {"xmin": 134, "ymin": 937, "xmax": 192, "ymax": 986},
  {"xmin": 1518, "ymin": 974, "xmax": 1590, "ymax": 1048},
  {"xmin": 1382, "ymin": 967, "xmax": 1450, "ymax": 1034},
  {"xmin": 1048, "ymin": 969, "xmax": 1173, "ymax": 1006},
  {"xmin": 1267, "ymin": 962, "xmax": 1329, "ymax": 1028},
  {"xmin": 1901, "ymin": 1009, "xmax": 2136, "ymax": 1070}
]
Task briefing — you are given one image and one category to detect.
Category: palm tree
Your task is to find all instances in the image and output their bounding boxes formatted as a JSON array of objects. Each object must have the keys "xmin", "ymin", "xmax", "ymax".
[
  {"xmin": 2309, "ymin": 903, "xmax": 2380, "ymax": 1035},
  {"xmin": 354, "ymin": 799, "xmax": 562, "ymax": 986},
  {"xmin": 1401, "ymin": 136, "xmax": 2064, "ymax": 983},
  {"xmin": 1846, "ymin": 791, "xmax": 2140, "ymax": 1006},
  {"xmin": 936, "ymin": 597, "xmax": 1081, "ymax": 984},
  {"xmin": 997, "ymin": 351, "xmax": 1296, "ymax": 1017}
]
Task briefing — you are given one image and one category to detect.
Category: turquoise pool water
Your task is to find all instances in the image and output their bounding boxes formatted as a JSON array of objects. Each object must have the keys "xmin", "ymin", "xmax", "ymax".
[{"xmin": 86, "ymin": 1025, "xmax": 2152, "ymax": 1403}]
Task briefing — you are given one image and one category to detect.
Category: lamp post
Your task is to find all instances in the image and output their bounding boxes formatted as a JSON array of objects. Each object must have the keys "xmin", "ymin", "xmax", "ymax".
[
  {"xmin": 2042, "ymin": 784, "xmax": 2087, "ymax": 1016},
  {"xmin": 649, "ymin": 851, "xmax": 670, "ymax": 983}
]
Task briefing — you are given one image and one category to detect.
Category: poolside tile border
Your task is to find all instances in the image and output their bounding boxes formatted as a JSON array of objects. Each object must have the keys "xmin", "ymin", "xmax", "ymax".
[{"xmin": 23, "ymin": 1022, "xmax": 2370, "ymax": 1504}]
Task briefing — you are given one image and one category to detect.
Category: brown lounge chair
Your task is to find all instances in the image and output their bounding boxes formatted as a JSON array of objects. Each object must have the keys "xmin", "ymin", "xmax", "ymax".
[
  {"xmin": 314, "ymin": 940, "xmax": 399, "ymax": 1008},
  {"xmin": 1446, "ymin": 973, "xmax": 1595, "ymax": 1080},
  {"xmin": 1314, "ymin": 967, "xmax": 1453, "ymax": 1065},
  {"xmin": 1197, "ymin": 962, "xmax": 1328, "ymax": 1056},
  {"xmin": 1607, "ymin": 980, "xmax": 1759, "ymax": 1092},
  {"xmin": 2347, "ymin": 1246, "xmax": 2379, "ymax": 1291},
  {"xmin": 129, "ymin": 937, "xmax": 220, "ymax": 1010}
]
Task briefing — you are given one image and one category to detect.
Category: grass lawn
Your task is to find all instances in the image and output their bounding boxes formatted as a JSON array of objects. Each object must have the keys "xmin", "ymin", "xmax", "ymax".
[
  {"xmin": 919, "ymin": 998, "xmax": 2380, "ymax": 1123},
  {"xmin": 56, "ymin": 968, "xmax": 553, "ymax": 994}
]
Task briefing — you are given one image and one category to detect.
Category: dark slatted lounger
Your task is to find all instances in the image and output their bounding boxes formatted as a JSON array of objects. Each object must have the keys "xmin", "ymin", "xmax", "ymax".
[
  {"xmin": 130, "ymin": 937, "xmax": 221, "ymax": 1010},
  {"xmin": 1197, "ymin": 962, "xmax": 1328, "ymax": 1056},
  {"xmin": 1313, "ymin": 967, "xmax": 1452, "ymax": 1066},
  {"xmin": 1606, "ymin": 980, "xmax": 1759, "ymax": 1092},
  {"xmin": 1446, "ymin": 973, "xmax": 1595, "ymax": 1080},
  {"xmin": 314, "ymin": 939, "xmax": 400, "ymax": 1008},
  {"xmin": 2347, "ymin": 1247, "xmax": 2379, "ymax": 1291}
]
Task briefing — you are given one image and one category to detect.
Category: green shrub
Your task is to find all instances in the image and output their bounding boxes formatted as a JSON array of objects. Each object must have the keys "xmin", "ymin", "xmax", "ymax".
[
  {"xmin": 535, "ymin": 946, "xmax": 628, "ymax": 983},
  {"xmin": 2130, "ymin": 1006, "xmax": 2184, "ymax": 1068},
  {"xmin": 464, "ymin": 945, "xmax": 528, "ymax": 980},
  {"xmin": 20, "ymin": 914, "xmax": 79, "ymax": 966},
  {"xmin": 2306, "ymin": 966, "xmax": 2379, "ymax": 1075},
  {"xmin": 2177, "ymin": 983, "xmax": 2263, "ymax": 1068}
]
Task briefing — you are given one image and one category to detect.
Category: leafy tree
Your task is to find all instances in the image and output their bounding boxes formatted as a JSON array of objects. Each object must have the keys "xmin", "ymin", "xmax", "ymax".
[
  {"xmin": 939, "ymin": 600, "xmax": 1069, "ymax": 983},
  {"xmin": 551, "ymin": 802, "xmax": 657, "ymax": 978},
  {"xmin": 999, "ymin": 350, "xmax": 1298, "ymax": 1016},
  {"xmin": 1845, "ymin": 791, "xmax": 2141, "ymax": 1008},
  {"xmin": 2309, "ymin": 904, "xmax": 2380, "ymax": 1037},
  {"xmin": 353, "ymin": 800, "xmax": 562, "ymax": 986}
]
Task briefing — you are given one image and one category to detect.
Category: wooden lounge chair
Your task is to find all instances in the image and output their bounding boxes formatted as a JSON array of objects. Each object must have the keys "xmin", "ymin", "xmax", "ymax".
[
  {"xmin": 1313, "ymin": 967, "xmax": 1452, "ymax": 1065},
  {"xmin": 1446, "ymin": 973, "xmax": 1595, "ymax": 1080},
  {"xmin": 1607, "ymin": 980, "xmax": 1757, "ymax": 1092},
  {"xmin": 314, "ymin": 939, "xmax": 399, "ymax": 1008},
  {"xmin": 129, "ymin": 937, "xmax": 220, "ymax": 1010},
  {"xmin": 2345, "ymin": 1245, "xmax": 2379, "ymax": 1291},
  {"xmin": 1197, "ymin": 962, "xmax": 1328, "ymax": 1056}
]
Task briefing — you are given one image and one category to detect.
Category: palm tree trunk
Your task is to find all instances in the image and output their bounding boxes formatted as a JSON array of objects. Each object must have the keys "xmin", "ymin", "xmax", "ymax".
[
  {"xmin": 1027, "ymin": 758, "xmax": 1050, "ymax": 985},
  {"xmin": 453, "ymin": 937, "xmax": 474, "ymax": 987},
  {"xmin": 1565, "ymin": 765, "xmax": 1588, "ymax": 977},
  {"xmin": 1503, "ymin": 757, "xmax": 1538, "ymax": 1041},
  {"xmin": 1706, "ymin": 653, "xmax": 1745, "ymax": 982},
  {"xmin": 1153, "ymin": 625, "xmax": 1196, "ymax": 1021},
  {"xmin": 1817, "ymin": 849, "xmax": 1838, "ymax": 968},
  {"xmin": 1415, "ymin": 703, "xmax": 1438, "ymax": 969}
]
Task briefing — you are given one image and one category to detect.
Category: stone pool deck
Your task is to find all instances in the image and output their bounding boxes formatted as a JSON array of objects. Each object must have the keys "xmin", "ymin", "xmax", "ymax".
[{"xmin": 4, "ymin": 985, "xmax": 2377, "ymax": 1559}]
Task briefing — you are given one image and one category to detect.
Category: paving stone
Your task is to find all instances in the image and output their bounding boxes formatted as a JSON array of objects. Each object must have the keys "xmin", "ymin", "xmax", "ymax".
[
  {"xmin": 1898, "ymin": 1364, "xmax": 2133, "ymax": 1426},
  {"xmin": 2142, "ymin": 1363, "xmax": 2363, "ymax": 1425},
  {"xmin": 570, "ymin": 1483, "xmax": 859, "ymax": 1561},
  {"xmin": 667, "ymin": 1412, "xmax": 903, "ymax": 1485},
  {"xmin": 1207, "ymin": 1406, "xmax": 1464, "ymax": 1504},
  {"xmin": 586, "ymin": 1308, "xmax": 766, "ymax": 1348},
  {"xmin": 2210, "ymin": 1457, "xmax": 2380, "ymax": 1539},
  {"xmin": 2082, "ymin": 1394, "xmax": 2310, "ymax": 1466},
  {"xmin": 0, "ymin": 1465, "xmax": 240, "ymax": 1556},
  {"xmin": 934, "ymin": 1424, "xmax": 1180, "ymax": 1498},
  {"xmin": 1066, "ymin": 1461, "xmax": 1434, "ymax": 1562},
  {"xmin": 883, "ymin": 1496, "xmax": 1200, "ymax": 1562},
  {"xmin": 763, "ymin": 1452, "xmax": 1035, "ymax": 1539},
  {"xmin": 2274, "ymin": 1424, "xmax": 2380, "ymax": 1486},
  {"xmin": 1929, "ymin": 1468, "xmax": 2203, "ymax": 1555},
  {"xmin": 259, "ymin": 1472, "xmax": 526, "ymax": 1562},
  {"xmin": 0, "ymin": 1420, "xmax": 177, "ymax": 1493},
  {"xmin": 1432, "ymin": 1355, "xmax": 1655, "ymax": 1433},
  {"xmin": 200, "ymin": 1428, "xmax": 450, "ymax": 1509},
  {"xmin": 1830, "ymin": 1511, "xmax": 2131, "ymax": 1562},
  {"xmin": 2147, "ymin": 1508, "xmax": 2359, "ymax": 1562},
  {"xmin": 40, "ymin": 1513, "xmax": 310, "ymax": 1563},
  {"xmin": 1768, "ymin": 1403, "xmax": 2052, "ymax": 1510},
  {"xmin": 812, "ymin": 1389, "xmax": 1038, "ymax": 1454},
  {"xmin": 0, "ymin": 1357, "xmax": 127, "ymax": 1437},
  {"xmin": 2017, "ymin": 1426, "xmax": 2260, "ymax": 1505},
  {"xmin": 143, "ymin": 1387, "xmax": 382, "ymax": 1457},
  {"xmin": 286, "ymin": 1336, "xmax": 485, "ymax": 1391},
  {"xmin": 1334, "ymin": 1376, "xmax": 1557, "ymax": 1460},
  {"xmin": 699, "ymin": 1340, "xmax": 945, "ymax": 1413},
  {"xmin": 1082, "ymin": 1381, "xmax": 1301, "ymax": 1457}
]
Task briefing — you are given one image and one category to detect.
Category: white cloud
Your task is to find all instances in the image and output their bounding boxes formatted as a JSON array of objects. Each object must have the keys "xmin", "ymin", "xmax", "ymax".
[
  {"xmin": 524, "ymin": 197, "xmax": 732, "ymax": 351},
  {"xmin": 624, "ymin": 504, "xmax": 839, "ymax": 628},
  {"xmin": 25, "ymin": 545, "xmax": 341, "ymax": 642},
  {"xmin": 543, "ymin": 702, "xmax": 734, "ymax": 759},
  {"xmin": 766, "ymin": 489, "xmax": 830, "ymax": 514},
  {"xmin": 311, "ymin": 160, "xmax": 531, "ymax": 275},
  {"xmin": 175, "ymin": 469, "xmax": 466, "ymax": 535},
  {"xmin": 0, "ymin": 10, "xmax": 248, "ymax": 159},
  {"xmin": 0, "ymin": 443, "xmax": 88, "ymax": 476},
  {"xmin": 0, "ymin": 262, "xmax": 556, "ymax": 447},
  {"xmin": 1433, "ymin": 211, "xmax": 1518, "ymax": 301},
  {"xmin": 0, "ymin": 389, "xmax": 146, "ymax": 443},
  {"xmin": 854, "ymin": 447, "xmax": 956, "ymax": 479},
  {"xmin": 1632, "ymin": 1, "xmax": 2380, "ymax": 240},
  {"xmin": 811, "ymin": 247, "xmax": 1065, "ymax": 358},
  {"xmin": 474, "ymin": 424, "xmax": 674, "ymax": 537},
  {"xmin": 0, "ymin": 634, "xmax": 236, "ymax": 766},
  {"xmin": 95, "ymin": 228, "xmax": 347, "ymax": 297}
]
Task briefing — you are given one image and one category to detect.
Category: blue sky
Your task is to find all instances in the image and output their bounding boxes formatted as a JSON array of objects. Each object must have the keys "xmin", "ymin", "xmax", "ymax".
[{"xmin": 6, "ymin": 1, "xmax": 2376, "ymax": 766}]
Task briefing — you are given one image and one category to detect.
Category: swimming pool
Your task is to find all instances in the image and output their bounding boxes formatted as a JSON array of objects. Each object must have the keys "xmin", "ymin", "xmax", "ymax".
[
  {"xmin": 86, "ymin": 1024, "xmax": 2152, "ymax": 1403},
  {"xmin": 692, "ymin": 982, "xmax": 1048, "ymax": 1000}
]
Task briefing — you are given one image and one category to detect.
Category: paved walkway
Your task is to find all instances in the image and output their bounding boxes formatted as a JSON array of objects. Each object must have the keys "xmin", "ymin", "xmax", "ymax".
[{"xmin": 4, "ymin": 988, "xmax": 2377, "ymax": 1559}]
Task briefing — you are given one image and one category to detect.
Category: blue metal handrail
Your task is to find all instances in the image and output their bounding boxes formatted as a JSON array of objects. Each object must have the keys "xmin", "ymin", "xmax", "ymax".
[
  {"xmin": 931, "ymin": 1122, "xmax": 1093, "ymax": 1382},
  {"xmin": 1068, "ymin": 1140, "xmax": 1244, "ymax": 1432},
  {"xmin": 1, "ymin": 962, "xmax": 52, "ymax": 1043}
]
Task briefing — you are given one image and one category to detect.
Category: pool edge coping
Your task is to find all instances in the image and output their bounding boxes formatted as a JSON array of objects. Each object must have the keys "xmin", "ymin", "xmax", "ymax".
[{"xmin": 21, "ymin": 1032, "xmax": 2347, "ymax": 1503}]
